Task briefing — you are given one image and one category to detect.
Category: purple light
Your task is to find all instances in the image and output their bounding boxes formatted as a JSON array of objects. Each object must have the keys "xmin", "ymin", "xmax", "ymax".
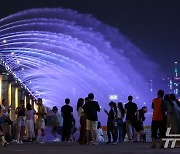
[{"xmin": 0, "ymin": 8, "xmax": 161, "ymax": 125}]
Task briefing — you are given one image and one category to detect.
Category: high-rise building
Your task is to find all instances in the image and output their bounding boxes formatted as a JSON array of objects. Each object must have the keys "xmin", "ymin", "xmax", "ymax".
[{"xmin": 172, "ymin": 61, "xmax": 180, "ymax": 97}]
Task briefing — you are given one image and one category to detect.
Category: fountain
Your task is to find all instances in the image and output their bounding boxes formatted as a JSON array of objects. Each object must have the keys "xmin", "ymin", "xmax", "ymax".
[{"xmin": 0, "ymin": 8, "xmax": 160, "ymax": 124}]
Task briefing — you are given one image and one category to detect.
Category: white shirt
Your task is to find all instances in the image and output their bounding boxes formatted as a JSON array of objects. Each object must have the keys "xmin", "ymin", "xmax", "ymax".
[
  {"xmin": 96, "ymin": 128, "xmax": 104, "ymax": 142},
  {"xmin": 117, "ymin": 108, "xmax": 122, "ymax": 119},
  {"xmin": 78, "ymin": 107, "xmax": 85, "ymax": 117},
  {"xmin": 1, "ymin": 105, "xmax": 9, "ymax": 117}
]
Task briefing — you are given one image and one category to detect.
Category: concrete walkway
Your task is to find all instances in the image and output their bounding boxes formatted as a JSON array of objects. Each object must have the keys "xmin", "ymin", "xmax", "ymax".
[{"xmin": 0, "ymin": 142, "xmax": 179, "ymax": 154}]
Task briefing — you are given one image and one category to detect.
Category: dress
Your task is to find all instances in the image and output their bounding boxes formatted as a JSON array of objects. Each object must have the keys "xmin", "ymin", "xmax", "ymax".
[{"xmin": 167, "ymin": 101, "xmax": 180, "ymax": 134}]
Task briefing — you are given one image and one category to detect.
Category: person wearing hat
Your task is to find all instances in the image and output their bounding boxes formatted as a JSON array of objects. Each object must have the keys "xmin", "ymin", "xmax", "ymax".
[{"xmin": 51, "ymin": 106, "xmax": 63, "ymax": 142}]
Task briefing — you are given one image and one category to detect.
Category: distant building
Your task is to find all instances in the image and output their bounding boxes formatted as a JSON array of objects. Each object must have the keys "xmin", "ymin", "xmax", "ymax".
[
  {"xmin": 172, "ymin": 61, "xmax": 180, "ymax": 97},
  {"xmin": 146, "ymin": 61, "xmax": 180, "ymax": 98}
]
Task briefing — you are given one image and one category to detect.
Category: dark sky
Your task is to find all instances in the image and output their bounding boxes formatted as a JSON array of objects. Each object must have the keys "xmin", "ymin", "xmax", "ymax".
[{"xmin": 0, "ymin": 0, "xmax": 180, "ymax": 76}]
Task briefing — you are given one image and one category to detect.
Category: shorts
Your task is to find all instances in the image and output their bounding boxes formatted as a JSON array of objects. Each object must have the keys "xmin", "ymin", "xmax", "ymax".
[
  {"xmin": 17, "ymin": 116, "xmax": 26, "ymax": 127},
  {"xmin": 1, "ymin": 116, "xmax": 12, "ymax": 125},
  {"xmin": 35, "ymin": 119, "xmax": 45, "ymax": 129},
  {"xmin": 132, "ymin": 121, "xmax": 144, "ymax": 132},
  {"xmin": 86, "ymin": 119, "xmax": 97, "ymax": 131},
  {"xmin": 151, "ymin": 120, "xmax": 166, "ymax": 138},
  {"xmin": 52, "ymin": 126, "xmax": 62, "ymax": 135}
]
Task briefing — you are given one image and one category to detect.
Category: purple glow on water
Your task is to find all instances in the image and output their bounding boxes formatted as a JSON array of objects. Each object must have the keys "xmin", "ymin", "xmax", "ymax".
[{"xmin": 0, "ymin": 8, "xmax": 160, "ymax": 125}]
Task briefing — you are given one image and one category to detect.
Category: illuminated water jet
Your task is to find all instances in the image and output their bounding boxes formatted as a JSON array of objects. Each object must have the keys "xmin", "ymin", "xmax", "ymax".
[{"xmin": 0, "ymin": 8, "xmax": 160, "ymax": 124}]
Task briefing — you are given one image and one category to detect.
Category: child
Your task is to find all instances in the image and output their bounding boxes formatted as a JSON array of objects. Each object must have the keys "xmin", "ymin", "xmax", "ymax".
[
  {"xmin": 51, "ymin": 106, "xmax": 63, "ymax": 142},
  {"xmin": 96, "ymin": 122, "xmax": 104, "ymax": 142}
]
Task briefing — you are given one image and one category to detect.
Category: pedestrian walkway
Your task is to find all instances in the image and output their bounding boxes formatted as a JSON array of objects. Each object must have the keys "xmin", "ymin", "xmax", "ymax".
[{"xmin": 0, "ymin": 142, "xmax": 179, "ymax": 154}]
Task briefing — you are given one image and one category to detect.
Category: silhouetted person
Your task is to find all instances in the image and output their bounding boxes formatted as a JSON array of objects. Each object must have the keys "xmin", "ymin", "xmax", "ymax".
[
  {"xmin": 51, "ymin": 106, "xmax": 63, "ymax": 142},
  {"xmin": 77, "ymin": 98, "xmax": 86, "ymax": 144},
  {"xmin": 125, "ymin": 95, "xmax": 139, "ymax": 142},
  {"xmin": 104, "ymin": 101, "xmax": 117, "ymax": 145},
  {"xmin": 61, "ymin": 98, "xmax": 73, "ymax": 142},
  {"xmin": 116, "ymin": 102, "xmax": 125, "ymax": 142},
  {"xmin": 83, "ymin": 93, "xmax": 100, "ymax": 145},
  {"xmin": 151, "ymin": 90, "xmax": 167, "ymax": 148},
  {"xmin": 133, "ymin": 106, "xmax": 147, "ymax": 142},
  {"xmin": 168, "ymin": 94, "xmax": 180, "ymax": 134},
  {"xmin": 16, "ymin": 100, "xmax": 26, "ymax": 144}
]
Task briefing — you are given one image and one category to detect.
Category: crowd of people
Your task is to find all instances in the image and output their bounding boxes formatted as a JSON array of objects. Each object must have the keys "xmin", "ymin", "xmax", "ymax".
[{"xmin": 0, "ymin": 90, "xmax": 180, "ymax": 148}]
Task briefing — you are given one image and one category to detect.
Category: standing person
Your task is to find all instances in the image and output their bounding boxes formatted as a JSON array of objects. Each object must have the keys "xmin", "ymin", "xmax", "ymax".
[
  {"xmin": 151, "ymin": 90, "xmax": 167, "ymax": 148},
  {"xmin": 104, "ymin": 101, "xmax": 117, "ymax": 145},
  {"xmin": 116, "ymin": 102, "xmax": 125, "ymax": 142},
  {"xmin": 168, "ymin": 94, "xmax": 180, "ymax": 134},
  {"xmin": 35, "ymin": 98, "xmax": 47, "ymax": 144},
  {"xmin": 61, "ymin": 98, "xmax": 73, "ymax": 142},
  {"xmin": 0, "ymin": 105, "xmax": 7, "ymax": 147},
  {"xmin": 51, "ymin": 106, "xmax": 63, "ymax": 142},
  {"xmin": 113, "ymin": 102, "xmax": 118, "ymax": 142},
  {"xmin": 15, "ymin": 100, "xmax": 26, "ymax": 144},
  {"xmin": 83, "ymin": 93, "xmax": 100, "ymax": 145},
  {"xmin": 125, "ymin": 95, "xmax": 139, "ymax": 142},
  {"xmin": 77, "ymin": 98, "xmax": 86, "ymax": 144},
  {"xmin": 25, "ymin": 103, "xmax": 35, "ymax": 142},
  {"xmin": 1, "ymin": 99, "xmax": 12, "ymax": 137}
]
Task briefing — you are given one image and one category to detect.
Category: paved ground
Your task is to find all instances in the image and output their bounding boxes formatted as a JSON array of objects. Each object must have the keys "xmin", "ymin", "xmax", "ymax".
[{"xmin": 0, "ymin": 142, "xmax": 179, "ymax": 154}]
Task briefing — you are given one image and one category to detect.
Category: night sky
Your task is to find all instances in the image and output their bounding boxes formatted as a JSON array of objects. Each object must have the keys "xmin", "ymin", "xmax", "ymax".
[{"xmin": 0, "ymin": 0, "xmax": 180, "ymax": 76}]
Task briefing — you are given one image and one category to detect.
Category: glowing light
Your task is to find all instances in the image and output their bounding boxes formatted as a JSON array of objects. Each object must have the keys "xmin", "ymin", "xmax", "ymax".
[
  {"xmin": 2, "ymin": 39, "xmax": 7, "ymax": 44},
  {"xmin": 21, "ymin": 67, "xmax": 24, "ymax": 70},
  {"xmin": 30, "ymin": 99, "xmax": 32, "ymax": 105},
  {"xmin": 24, "ymin": 95, "xmax": 27, "ymax": 107},
  {"xmin": 34, "ymin": 102, "xmax": 38, "ymax": 112},
  {"xmin": 8, "ymin": 83, "xmax": 12, "ymax": 118},
  {"xmin": 109, "ymin": 95, "xmax": 118, "ymax": 100},
  {"xmin": 15, "ymin": 87, "xmax": 18, "ymax": 108},
  {"xmin": 0, "ymin": 8, "xmax": 160, "ymax": 114}
]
